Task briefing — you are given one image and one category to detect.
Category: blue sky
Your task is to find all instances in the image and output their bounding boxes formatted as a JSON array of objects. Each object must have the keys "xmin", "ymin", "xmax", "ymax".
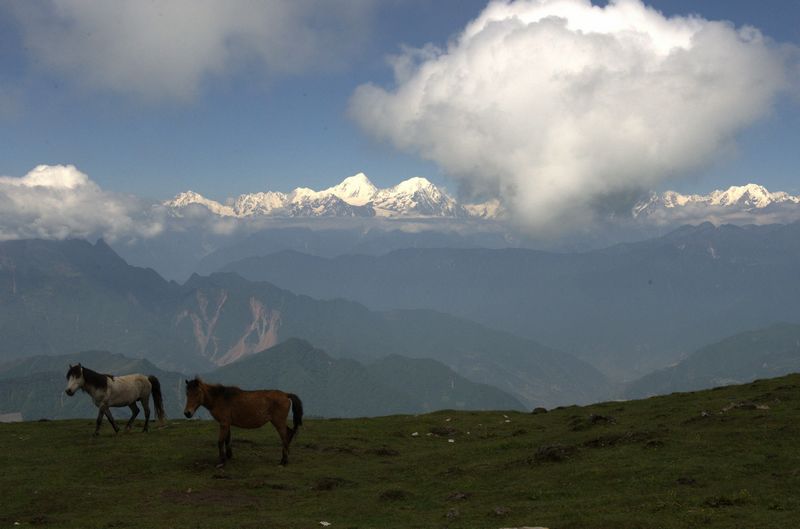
[{"xmin": 0, "ymin": 0, "xmax": 798, "ymax": 205}]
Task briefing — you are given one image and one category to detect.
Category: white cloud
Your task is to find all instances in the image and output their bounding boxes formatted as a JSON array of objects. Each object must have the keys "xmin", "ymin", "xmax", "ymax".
[
  {"xmin": 350, "ymin": 0, "xmax": 793, "ymax": 233},
  {"xmin": 11, "ymin": 0, "xmax": 375, "ymax": 100},
  {"xmin": 0, "ymin": 164, "xmax": 162, "ymax": 240}
]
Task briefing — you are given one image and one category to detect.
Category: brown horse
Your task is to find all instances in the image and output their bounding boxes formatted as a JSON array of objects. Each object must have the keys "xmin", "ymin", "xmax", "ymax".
[{"xmin": 183, "ymin": 377, "xmax": 303, "ymax": 467}]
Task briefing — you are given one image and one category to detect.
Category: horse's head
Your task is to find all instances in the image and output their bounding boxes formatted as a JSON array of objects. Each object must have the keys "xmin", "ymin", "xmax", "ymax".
[
  {"xmin": 65, "ymin": 363, "xmax": 84, "ymax": 396},
  {"xmin": 184, "ymin": 378, "xmax": 203, "ymax": 418}
]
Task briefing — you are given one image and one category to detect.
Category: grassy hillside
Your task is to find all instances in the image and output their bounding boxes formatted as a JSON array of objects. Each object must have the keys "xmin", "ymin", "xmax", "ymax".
[
  {"xmin": 2, "ymin": 374, "xmax": 799, "ymax": 528},
  {"xmin": 626, "ymin": 323, "xmax": 800, "ymax": 398}
]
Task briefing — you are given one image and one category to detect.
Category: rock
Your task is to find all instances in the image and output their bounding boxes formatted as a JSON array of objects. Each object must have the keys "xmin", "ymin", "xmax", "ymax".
[
  {"xmin": 491, "ymin": 506, "xmax": 511, "ymax": 516},
  {"xmin": 446, "ymin": 491, "xmax": 471, "ymax": 501},
  {"xmin": 588, "ymin": 414, "xmax": 616, "ymax": 425},
  {"xmin": 534, "ymin": 444, "xmax": 577, "ymax": 463},
  {"xmin": 531, "ymin": 407, "xmax": 548, "ymax": 415}
]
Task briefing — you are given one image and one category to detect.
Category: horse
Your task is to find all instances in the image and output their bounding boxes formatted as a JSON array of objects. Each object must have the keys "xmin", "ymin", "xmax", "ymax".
[
  {"xmin": 65, "ymin": 363, "xmax": 166, "ymax": 436},
  {"xmin": 183, "ymin": 377, "xmax": 303, "ymax": 467}
]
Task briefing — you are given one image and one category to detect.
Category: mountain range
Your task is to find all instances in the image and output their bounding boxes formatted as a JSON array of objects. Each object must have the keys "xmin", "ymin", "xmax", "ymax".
[
  {"xmin": 220, "ymin": 221, "xmax": 800, "ymax": 379},
  {"xmin": 633, "ymin": 183, "xmax": 800, "ymax": 217},
  {"xmin": 165, "ymin": 173, "xmax": 496, "ymax": 219},
  {"xmin": 165, "ymin": 174, "xmax": 800, "ymax": 223},
  {"xmin": 0, "ymin": 238, "xmax": 608, "ymax": 408}
]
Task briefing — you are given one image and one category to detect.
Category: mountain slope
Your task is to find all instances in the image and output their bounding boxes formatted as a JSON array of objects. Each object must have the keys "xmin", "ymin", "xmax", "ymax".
[
  {"xmin": 625, "ymin": 323, "xmax": 800, "ymax": 398},
  {"xmin": 220, "ymin": 221, "xmax": 800, "ymax": 378},
  {"xmin": 208, "ymin": 338, "xmax": 524, "ymax": 417},
  {"xmin": 0, "ymin": 238, "xmax": 190, "ymax": 366},
  {"xmin": 177, "ymin": 272, "xmax": 608, "ymax": 407}
]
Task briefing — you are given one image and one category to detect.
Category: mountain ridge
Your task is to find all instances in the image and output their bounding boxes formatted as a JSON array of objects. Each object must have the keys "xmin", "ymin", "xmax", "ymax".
[{"xmin": 165, "ymin": 173, "xmax": 484, "ymax": 219}]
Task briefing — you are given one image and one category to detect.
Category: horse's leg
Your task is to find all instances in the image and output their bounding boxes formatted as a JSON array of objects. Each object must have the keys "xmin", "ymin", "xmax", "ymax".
[
  {"xmin": 216, "ymin": 423, "xmax": 230, "ymax": 467},
  {"xmin": 272, "ymin": 419, "xmax": 290, "ymax": 466},
  {"xmin": 141, "ymin": 397, "xmax": 151, "ymax": 432},
  {"xmin": 103, "ymin": 406, "xmax": 120, "ymax": 433},
  {"xmin": 225, "ymin": 428, "xmax": 233, "ymax": 460},
  {"xmin": 125, "ymin": 403, "xmax": 139, "ymax": 432},
  {"xmin": 94, "ymin": 408, "xmax": 104, "ymax": 436}
]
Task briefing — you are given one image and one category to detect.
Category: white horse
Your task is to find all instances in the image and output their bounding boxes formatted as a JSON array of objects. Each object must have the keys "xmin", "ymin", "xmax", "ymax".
[{"xmin": 65, "ymin": 363, "xmax": 166, "ymax": 435}]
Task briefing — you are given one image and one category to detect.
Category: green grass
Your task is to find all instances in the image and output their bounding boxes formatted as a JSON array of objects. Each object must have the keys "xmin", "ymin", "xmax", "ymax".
[{"xmin": 2, "ymin": 374, "xmax": 800, "ymax": 529}]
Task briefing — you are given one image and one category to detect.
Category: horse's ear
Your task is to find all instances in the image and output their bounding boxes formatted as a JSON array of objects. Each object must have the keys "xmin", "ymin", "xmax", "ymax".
[
  {"xmin": 185, "ymin": 379, "xmax": 189, "ymax": 386},
  {"xmin": 68, "ymin": 363, "xmax": 73, "ymax": 369}
]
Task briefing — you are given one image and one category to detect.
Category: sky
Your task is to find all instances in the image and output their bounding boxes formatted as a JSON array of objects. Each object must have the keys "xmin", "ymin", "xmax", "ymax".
[{"xmin": 0, "ymin": 0, "xmax": 798, "ymax": 226}]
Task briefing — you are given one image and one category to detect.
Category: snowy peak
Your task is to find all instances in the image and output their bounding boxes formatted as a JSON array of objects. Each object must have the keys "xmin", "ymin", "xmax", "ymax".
[
  {"xmin": 164, "ymin": 173, "xmax": 488, "ymax": 219},
  {"xmin": 374, "ymin": 177, "xmax": 464, "ymax": 217},
  {"xmin": 233, "ymin": 191, "xmax": 287, "ymax": 216},
  {"xmin": 708, "ymin": 184, "xmax": 777, "ymax": 208},
  {"xmin": 634, "ymin": 183, "xmax": 800, "ymax": 217},
  {"xmin": 165, "ymin": 191, "xmax": 234, "ymax": 217},
  {"xmin": 323, "ymin": 173, "xmax": 378, "ymax": 206}
]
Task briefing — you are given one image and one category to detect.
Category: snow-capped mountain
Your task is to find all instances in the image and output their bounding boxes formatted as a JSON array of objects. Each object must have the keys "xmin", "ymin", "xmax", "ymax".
[
  {"xmin": 167, "ymin": 190, "xmax": 236, "ymax": 216},
  {"xmin": 164, "ymin": 173, "xmax": 491, "ymax": 219},
  {"xmin": 634, "ymin": 183, "xmax": 800, "ymax": 218},
  {"xmin": 372, "ymin": 177, "xmax": 465, "ymax": 217}
]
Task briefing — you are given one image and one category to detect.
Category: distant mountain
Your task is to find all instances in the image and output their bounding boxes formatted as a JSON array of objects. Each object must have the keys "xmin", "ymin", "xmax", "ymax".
[
  {"xmin": 175, "ymin": 273, "xmax": 609, "ymax": 407},
  {"xmin": 191, "ymin": 225, "xmax": 516, "ymax": 277},
  {"xmin": 624, "ymin": 323, "xmax": 800, "ymax": 399},
  {"xmin": 633, "ymin": 183, "xmax": 800, "ymax": 217},
  {"xmin": 0, "ymin": 238, "xmax": 605, "ymax": 407},
  {"xmin": 164, "ymin": 173, "xmax": 492, "ymax": 219},
  {"xmin": 209, "ymin": 338, "xmax": 525, "ymax": 417},
  {"xmin": 0, "ymin": 238, "xmax": 191, "ymax": 367},
  {"xmin": 0, "ymin": 350, "xmax": 187, "ymax": 421},
  {"xmin": 220, "ymin": 221, "xmax": 800, "ymax": 379}
]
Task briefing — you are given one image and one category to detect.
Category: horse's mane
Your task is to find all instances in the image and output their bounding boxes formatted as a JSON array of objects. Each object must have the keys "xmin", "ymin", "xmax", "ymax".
[
  {"xmin": 80, "ymin": 366, "xmax": 113, "ymax": 390},
  {"xmin": 206, "ymin": 383, "xmax": 243, "ymax": 399},
  {"xmin": 188, "ymin": 377, "xmax": 243, "ymax": 400}
]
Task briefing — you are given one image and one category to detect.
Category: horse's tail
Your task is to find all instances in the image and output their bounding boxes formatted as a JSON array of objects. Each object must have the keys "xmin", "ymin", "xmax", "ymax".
[
  {"xmin": 148, "ymin": 375, "xmax": 166, "ymax": 425},
  {"xmin": 288, "ymin": 392, "xmax": 303, "ymax": 432}
]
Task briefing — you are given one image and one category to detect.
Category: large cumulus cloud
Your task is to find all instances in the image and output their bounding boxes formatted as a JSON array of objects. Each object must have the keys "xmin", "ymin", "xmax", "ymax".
[
  {"xmin": 10, "ymin": 0, "xmax": 375, "ymax": 100},
  {"xmin": 350, "ymin": 0, "xmax": 793, "ymax": 232},
  {"xmin": 0, "ymin": 164, "xmax": 162, "ymax": 240}
]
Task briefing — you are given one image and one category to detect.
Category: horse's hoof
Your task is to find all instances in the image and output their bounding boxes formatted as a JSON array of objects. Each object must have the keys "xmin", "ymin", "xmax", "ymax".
[{"xmin": 215, "ymin": 462, "xmax": 225, "ymax": 469}]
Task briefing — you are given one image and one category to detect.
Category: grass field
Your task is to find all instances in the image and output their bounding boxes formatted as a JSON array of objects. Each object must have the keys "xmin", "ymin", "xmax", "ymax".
[{"xmin": 2, "ymin": 374, "xmax": 800, "ymax": 529}]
